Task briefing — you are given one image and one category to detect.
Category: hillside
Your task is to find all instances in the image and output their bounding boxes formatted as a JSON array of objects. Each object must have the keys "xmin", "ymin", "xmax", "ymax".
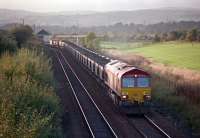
[{"xmin": 1, "ymin": 8, "xmax": 200, "ymax": 27}]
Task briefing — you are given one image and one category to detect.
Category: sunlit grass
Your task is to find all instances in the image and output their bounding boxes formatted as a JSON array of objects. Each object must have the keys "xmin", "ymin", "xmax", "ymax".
[
  {"xmin": 101, "ymin": 41, "xmax": 200, "ymax": 70},
  {"xmin": 101, "ymin": 41, "xmax": 149, "ymax": 50}
]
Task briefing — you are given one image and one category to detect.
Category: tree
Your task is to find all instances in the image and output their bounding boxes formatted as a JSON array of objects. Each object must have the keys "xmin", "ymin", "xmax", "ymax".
[
  {"xmin": 86, "ymin": 32, "xmax": 96, "ymax": 42},
  {"xmin": 11, "ymin": 25, "xmax": 33, "ymax": 48},
  {"xmin": 186, "ymin": 29, "xmax": 198, "ymax": 42},
  {"xmin": 179, "ymin": 31, "xmax": 187, "ymax": 40},
  {"xmin": 160, "ymin": 33, "xmax": 168, "ymax": 41},
  {"xmin": 0, "ymin": 30, "xmax": 17, "ymax": 55},
  {"xmin": 85, "ymin": 32, "xmax": 100, "ymax": 50},
  {"xmin": 167, "ymin": 31, "xmax": 179, "ymax": 41},
  {"xmin": 154, "ymin": 34, "xmax": 160, "ymax": 42},
  {"xmin": 196, "ymin": 31, "xmax": 200, "ymax": 42}
]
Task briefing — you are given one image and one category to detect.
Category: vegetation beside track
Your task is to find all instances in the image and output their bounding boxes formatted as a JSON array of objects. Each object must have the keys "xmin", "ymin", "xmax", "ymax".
[
  {"xmin": 101, "ymin": 41, "xmax": 200, "ymax": 135},
  {"xmin": 0, "ymin": 25, "xmax": 63, "ymax": 137},
  {"xmin": 152, "ymin": 74, "xmax": 200, "ymax": 134}
]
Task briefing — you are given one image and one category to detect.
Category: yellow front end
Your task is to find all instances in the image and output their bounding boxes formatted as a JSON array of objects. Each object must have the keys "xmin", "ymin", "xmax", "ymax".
[{"xmin": 121, "ymin": 87, "xmax": 151, "ymax": 103}]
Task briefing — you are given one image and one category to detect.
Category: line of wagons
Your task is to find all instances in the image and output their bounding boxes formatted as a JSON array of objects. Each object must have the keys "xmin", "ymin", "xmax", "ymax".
[{"xmin": 53, "ymin": 40, "xmax": 152, "ymax": 114}]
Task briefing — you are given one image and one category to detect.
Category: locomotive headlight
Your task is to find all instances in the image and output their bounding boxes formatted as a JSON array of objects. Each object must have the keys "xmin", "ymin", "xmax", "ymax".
[
  {"xmin": 144, "ymin": 94, "xmax": 151, "ymax": 100},
  {"xmin": 121, "ymin": 95, "xmax": 128, "ymax": 100}
]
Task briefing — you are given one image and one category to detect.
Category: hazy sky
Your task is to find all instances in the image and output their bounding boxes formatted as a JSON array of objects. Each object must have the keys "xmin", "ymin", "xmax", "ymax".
[{"xmin": 0, "ymin": 0, "xmax": 200, "ymax": 12}]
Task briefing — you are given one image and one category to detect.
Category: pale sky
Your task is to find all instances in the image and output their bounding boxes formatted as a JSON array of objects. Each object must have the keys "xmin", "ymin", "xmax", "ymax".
[{"xmin": 0, "ymin": 0, "xmax": 200, "ymax": 12}]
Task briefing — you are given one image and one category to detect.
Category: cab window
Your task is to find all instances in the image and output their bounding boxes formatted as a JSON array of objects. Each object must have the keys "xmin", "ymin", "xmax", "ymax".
[
  {"xmin": 122, "ymin": 77, "xmax": 135, "ymax": 88},
  {"xmin": 137, "ymin": 77, "xmax": 150, "ymax": 87}
]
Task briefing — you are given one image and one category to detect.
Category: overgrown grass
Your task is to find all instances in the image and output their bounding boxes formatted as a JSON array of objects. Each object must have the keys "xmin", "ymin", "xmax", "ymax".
[
  {"xmin": 101, "ymin": 41, "xmax": 200, "ymax": 70},
  {"xmin": 0, "ymin": 49, "xmax": 62, "ymax": 137},
  {"xmin": 152, "ymin": 74, "xmax": 200, "ymax": 133}
]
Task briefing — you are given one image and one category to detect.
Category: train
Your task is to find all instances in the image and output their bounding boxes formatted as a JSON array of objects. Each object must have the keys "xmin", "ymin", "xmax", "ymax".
[
  {"xmin": 49, "ymin": 39, "xmax": 65, "ymax": 47},
  {"xmin": 52, "ymin": 40, "xmax": 151, "ymax": 114}
]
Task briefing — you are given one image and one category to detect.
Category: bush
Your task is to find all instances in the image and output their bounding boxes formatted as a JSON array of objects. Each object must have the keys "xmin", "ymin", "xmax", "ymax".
[
  {"xmin": 153, "ymin": 34, "xmax": 161, "ymax": 42},
  {"xmin": 0, "ymin": 30, "xmax": 17, "ymax": 55},
  {"xmin": 11, "ymin": 25, "xmax": 33, "ymax": 47},
  {"xmin": 0, "ymin": 49, "xmax": 62, "ymax": 137},
  {"xmin": 83, "ymin": 32, "xmax": 100, "ymax": 50}
]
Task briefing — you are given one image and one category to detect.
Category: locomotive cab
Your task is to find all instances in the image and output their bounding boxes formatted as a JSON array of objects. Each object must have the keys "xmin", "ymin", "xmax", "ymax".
[
  {"xmin": 121, "ymin": 72, "xmax": 151, "ymax": 103},
  {"xmin": 119, "ymin": 68, "xmax": 151, "ymax": 114}
]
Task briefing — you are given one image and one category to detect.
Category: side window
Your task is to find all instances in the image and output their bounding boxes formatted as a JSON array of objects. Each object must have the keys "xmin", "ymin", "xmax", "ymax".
[
  {"xmin": 122, "ymin": 77, "xmax": 135, "ymax": 88},
  {"xmin": 137, "ymin": 78, "xmax": 149, "ymax": 87}
]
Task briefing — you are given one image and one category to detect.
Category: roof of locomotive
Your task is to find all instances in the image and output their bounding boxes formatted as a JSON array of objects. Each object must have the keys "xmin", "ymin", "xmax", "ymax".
[
  {"xmin": 105, "ymin": 60, "xmax": 150, "ymax": 78},
  {"xmin": 118, "ymin": 67, "xmax": 150, "ymax": 78},
  {"xmin": 106, "ymin": 60, "xmax": 129, "ymax": 73},
  {"xmin": 64, "ymin": 41, "xmax": 111, "ymax": 66}
]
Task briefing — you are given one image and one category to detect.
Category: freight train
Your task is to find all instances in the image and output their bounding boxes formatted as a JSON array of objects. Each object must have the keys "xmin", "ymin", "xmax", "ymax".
[
  {"xmin": 53, "ymin": 41, "xmax": 151, "ymax": 114},
  {"xmin": 49, "ymin": 39, "xmax": 65, "ymax": 48}
]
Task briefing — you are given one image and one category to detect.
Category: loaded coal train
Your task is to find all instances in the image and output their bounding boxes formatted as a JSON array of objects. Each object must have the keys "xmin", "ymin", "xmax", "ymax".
[{"xmin": 53, "ymin": 41, "xmax": 151, "ymax": 114}]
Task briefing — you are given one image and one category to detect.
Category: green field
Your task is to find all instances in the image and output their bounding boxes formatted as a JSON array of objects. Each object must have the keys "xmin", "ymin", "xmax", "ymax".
[{"xmin": 101, "ymin": 41, "xmax": 200, "ymax": 70}]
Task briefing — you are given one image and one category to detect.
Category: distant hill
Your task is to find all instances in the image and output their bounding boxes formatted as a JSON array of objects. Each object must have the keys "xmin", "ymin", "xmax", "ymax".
[{"xmin": 1, "ymin": 8, "xmax": 200, "ymax": 27}]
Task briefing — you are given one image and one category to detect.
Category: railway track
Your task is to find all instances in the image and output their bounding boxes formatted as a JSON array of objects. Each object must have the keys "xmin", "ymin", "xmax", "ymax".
[
  {"xmin": 55, "ymin": 49, "xmax": 118, "ymax": 138},
  {"xmin": 129, "ymin": 115, "xmax": 171, "ymax": 138}
]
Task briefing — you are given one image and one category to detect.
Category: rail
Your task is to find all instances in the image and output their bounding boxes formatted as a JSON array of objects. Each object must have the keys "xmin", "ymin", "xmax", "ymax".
[{"xmin": 55, "ymin": 49, "xmax": 118, "ymax": 138}]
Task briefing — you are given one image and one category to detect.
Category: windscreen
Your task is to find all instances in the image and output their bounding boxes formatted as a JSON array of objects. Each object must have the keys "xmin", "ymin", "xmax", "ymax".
[
  {"xmin": 122, "ymin": 77, "xmax": 135, "ymax": 88},
  {"xmin": 137, "ymin": 77, "xmax": 150, "ymax": 87}
]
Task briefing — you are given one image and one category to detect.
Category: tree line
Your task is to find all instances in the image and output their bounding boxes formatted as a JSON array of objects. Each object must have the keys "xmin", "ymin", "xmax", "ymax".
[
  {"xmin": 153, "ymin": 29, "xmax": 200, "ymax": 42},
  {"xmin": 35, "ymin": 21, "xmax": 200, "ymax": 34},
  {"xmin": 130, "ymin": 28, "xmax": 200, "ymax": 42},
  {"xmin": 34, "ymin": 21, "xmax": 200, "ymax": 42}
]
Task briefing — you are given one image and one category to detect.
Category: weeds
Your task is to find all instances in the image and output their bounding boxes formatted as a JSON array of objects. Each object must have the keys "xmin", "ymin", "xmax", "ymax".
[
  {"xmin": 0, "ymin": 49, "xmax": 62, "ymax": 138},
  {"xmin": 151, "ymin": 67, "xmax": 200, "ymax": 133}
]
